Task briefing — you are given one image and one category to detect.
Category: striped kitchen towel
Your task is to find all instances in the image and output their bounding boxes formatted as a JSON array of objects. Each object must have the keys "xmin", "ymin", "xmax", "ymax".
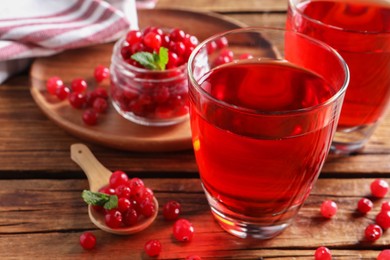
[{"xmin": 0, "ymin": 0, "xmax": 137, "ymax": 83}]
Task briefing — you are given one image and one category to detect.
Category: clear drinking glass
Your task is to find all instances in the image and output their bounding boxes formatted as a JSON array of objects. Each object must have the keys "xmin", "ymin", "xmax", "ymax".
[
  {"xmin": 187, "ymin": 27, "xmax": 349, "ymax": 239},
  {"xmin": 287, "ymin": 0, "xmax": 390, "ymax": 154}
]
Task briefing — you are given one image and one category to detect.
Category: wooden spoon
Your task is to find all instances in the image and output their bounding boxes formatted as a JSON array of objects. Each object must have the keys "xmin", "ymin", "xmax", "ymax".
[{"xmin": 70, "ymin": 143, "xmax": 158, "ymax": 235}]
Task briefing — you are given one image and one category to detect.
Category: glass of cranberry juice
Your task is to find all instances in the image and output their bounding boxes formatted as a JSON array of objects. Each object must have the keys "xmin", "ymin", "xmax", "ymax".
[
  {"xmin": 287, "ymin": 0, "xmax": 390, "ymax": 154},
  {"xmin": 187, "ymin": 27, "xmax": 349, "ymax": 239}
]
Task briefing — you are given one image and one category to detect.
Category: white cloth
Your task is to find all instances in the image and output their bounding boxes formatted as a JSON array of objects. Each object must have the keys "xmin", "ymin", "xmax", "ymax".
[{"xmin": 0, "ymin": 0, "xmax": 138, "ymax": 83}]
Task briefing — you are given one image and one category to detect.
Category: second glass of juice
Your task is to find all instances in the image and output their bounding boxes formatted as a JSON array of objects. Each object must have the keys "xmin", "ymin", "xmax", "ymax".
[{"xmin": 187, "ymin": 27, "xmax": 349, "ymax": 239}]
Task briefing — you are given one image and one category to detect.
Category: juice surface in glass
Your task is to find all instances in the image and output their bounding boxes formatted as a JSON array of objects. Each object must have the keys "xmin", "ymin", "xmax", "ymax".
[
  {"xmin": 287, "ymin": 0, "xmax": 390, "ymax": 129},
  {"xmin": 190, "ymin": 60, "xmax": 338, "ymax": 223}
]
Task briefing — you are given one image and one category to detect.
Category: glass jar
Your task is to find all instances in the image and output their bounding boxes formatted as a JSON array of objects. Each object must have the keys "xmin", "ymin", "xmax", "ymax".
[{"xmin": 110, "ymin": 37, "xmax": 189, "ymax": 126}]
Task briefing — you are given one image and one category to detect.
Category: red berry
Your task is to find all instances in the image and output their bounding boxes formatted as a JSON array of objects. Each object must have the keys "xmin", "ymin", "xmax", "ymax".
[
  {"xmin": 140, "ymin": 198, "xmax": 156, "ymax": 218},
  {"xmin": 129, "ymin": 177, "xmax": 145, "ymax": 196},
  {"xmin": 382, "ymin": 201, "xmax": 390, "ymax": 211},
  {"xmin": 92, "ymin": 97, "xmax": 108, "ymax": 113},
  {"xmin": 126, "ymin": 30, "xmax": 142, "ymax": 45},
  {"xmin": 109, "ymin": 170, "xmax": 129, "ymax": 188},
  {"xmin": 79, "ymin": 232, "xmax": 96, "ymax": 250},
  {"xmin": 143, "ymin": 187, "xmax": 154, "ymax": 200},
  {"xmin": 105, "ymin": 210, "xmax": 123, "ymax": 228},
  {"xmin": 94, "ymin": 65, "xmax": 109, "ymax": 82},
  {"xmin": 82, "ymin": 109, "xmax": 99, "ymax": 125},
  {"xmin": 46, "ymin": 76, "xmax": 64, "ymax": 95},
  {"xmin": 183, "ymin": 34, "xmax": 199, "ymax": 48},
  {"xmin": 170, "ymin": 28, "xmax": 186, "ymax": 42},
  {"xmin": 55, "ymin": 85, "xmax": 70, "ymax": 100},
  {"xmin": 371, "ymin": 179, "xmax": 389, "ymax": 198},
  {"xmin": 68, "ymin": 92, "xmax": 87, "ymax": 109},
  {"xmin": 206, "ymin": 40, "xmax": 217, "ymax": 54},
  {"xmin": 376, "ymin": 210, "xmax": 390, "ymax": 230},
  {"xmin": 320, "ymin": 200, "xmax": 338, "ymax": 218},
  {"xmin": 239, "ymin": 53, "xmax": 254, "ymax": 59},
  {"xmin": 143, "ymin": 31, "xmax": 162, "ymax": 51},
  {"xmin": 144, "ymin": 239, "xmax": 162, "ymax": 257},
  {"xmin": 173, "ymin": 218, "xmax": 194, "ymax": 242},
  {"xmin": 378, "ymin": 250, "xmax": 390, "ymax": 260},
  {"xmin": 214, "ymin": 55, "xmax": 233, "ymax": 66},
  {"xmin": 170, "ymin": 41, "xmax": 186, "ymax": 56},
  {"xmin": 115, "ymin": 184, "xmax": 131, "ymax": 198},
  {"xmin": 118, "ymin": 197, "xmax": 131, "ymax": 213},
  {"xmin": 314, "ymin": 246, "xmax": 332, "ymax": 260},
  {"xmin": 71, "ymin": 78, "xmax": 87, "ymax": 93},
  {"xmin": 163, "ymin": 200, "xmax": 181, "ymax": 221},
  {"xmin": 123, "ymin": 208, "xmax": 138, "ymax": 226},
  {"xmin": 92, "ymin": 87, "xmax": 109, "ymax": 100},
  {"xmin": 357, "ymin": 198, "xmax": 373, "ymax": 214},
  {"xmin": 364, "ymin": 224, "xmax": 383, "ymax": 241},
  {"xmin": 99, "ymin": 185, "xmax": 116, "ymax": 195},
  {"xmin": 220, "ymin": 48, "xmax": 234, "ymax": 59},
  {"xmin": 215, "ymin": 36, "xmax": 229, "ymax": 49}
]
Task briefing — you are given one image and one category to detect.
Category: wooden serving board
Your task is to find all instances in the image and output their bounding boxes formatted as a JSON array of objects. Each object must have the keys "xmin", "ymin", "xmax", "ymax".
[{"xmin": 30, "ymin": 9, "xmax": 246, "ymax": 152}]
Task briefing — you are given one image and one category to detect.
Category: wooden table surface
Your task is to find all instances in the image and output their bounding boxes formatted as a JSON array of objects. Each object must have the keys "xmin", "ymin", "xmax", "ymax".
[{"xmin": 1, "ymin": 1, "xmax": 389, "ymax": 259}]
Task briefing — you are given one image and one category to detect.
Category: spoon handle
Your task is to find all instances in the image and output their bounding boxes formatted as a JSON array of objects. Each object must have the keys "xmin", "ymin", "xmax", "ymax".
[{"xmin": 70, "ymin": 143, "xmax": 111, "ymax": 192}]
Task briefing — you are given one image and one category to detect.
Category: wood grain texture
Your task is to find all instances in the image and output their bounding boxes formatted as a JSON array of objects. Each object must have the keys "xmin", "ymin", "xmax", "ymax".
[{"xmin": 0, "ymin": 178, "xmax": 388, "ymax": 259}]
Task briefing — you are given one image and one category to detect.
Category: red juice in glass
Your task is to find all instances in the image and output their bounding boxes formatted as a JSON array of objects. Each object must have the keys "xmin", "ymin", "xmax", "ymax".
[
  {"xmin": 287, "ymin": 0, "xmax": 390, "ymax": 153},
  {"xmin": 191, "ymin": 61, "xmax": 337, "ymax": 227}
]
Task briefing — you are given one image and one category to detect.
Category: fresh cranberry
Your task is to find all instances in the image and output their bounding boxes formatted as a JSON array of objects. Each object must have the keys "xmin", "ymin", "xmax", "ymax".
[
  {"xmin": 154, "ymin": 86, "xmax": 170, "ymax": 104},
  {"xmin": 357, "ymin": 198, "xmax": 373, "ymax": 214},
  {"xmin": 214, "ymin": 54, "xmax": 233, "ymax": 66},
  {"xmin": 206, "ymin": 41, "xmax": 217, "ymax": 54},
  {"xmin": 239, "ymin": 53, "xmax": 254, "ymax": 60},
  {"xmin": 99, "ymin": 185, "xmax": 116, "ymax": 195},
  {"xmin": 105, "ymin": 210, "xmax": 123, "ymax": 228},
  {"xmin": 184, "ymin": 34, "xmax": 199, "ymax": 48},
  {"xmin": 161, "ymin": 33, "xmax": 171, "ymax": 47},
  {"xmin": 376, "ymin": 210, "xmax": 390, "ymax": 230},
  {"xmin": 371, "ymin": 179, "xmax": 389, "ymax": 198},
  {"xmin": 71, "ymin": 78, "xmax": 87, "ymax": 93},
  {"xmin": 320, "ymin": 200, "xmax": 338, "ymax": 218},
  {"xmin": 140, "ymin": 198, "xmax": 156, "ymax": 218},
  {"xmin": 55, "ymin": 85, "xmax": 70, "ymax": 100},
  {"xmin": 173, "ymin": 219, "xmax": 194, "ymax": 242},
  {"xmin": 144, "ymin": 239, "xmax": 162, "ymax": 257},
  {"xmin": 68, "ymin": 92, "xmax": 87, "ymax": 109},
  {"xmin": 126, "ymin": 30, "xmax": 142, "ymax": 45},
  {"xmin": 143, "ymin": 187, "xmax": 154, "ymax": 200},
  {"xmin": 117, "ymin": 197, "xmax": 132, "ymax": 213},
  {"xmin": 46, "ymin": 76, "xmax": 64, "ymax": 95},
  {"xmin": 143, "ymin": 31, "xmax": 162, "ymax": 51},
  {"xmin": 109, "ymin": 170, "xmax": 129, "ymax": 188},
  {"xmin": 314, "ymin": 246, "xmax": 332, "ymax": 260},
  {"xmin": 378, "ymin": 250, "xmax": 390, "ymax": 260},
  {"xmin": 170, "ymin": 28, "xmax": 186, "ymax": 42},
  {"xmin": 82, "ymin": 109, "xmax": 99, "ymax": 125},
  {"xmin": 170, "ymin": 41, "xmax": 186, "ymax": 56},
  {"xmin": 382, "ymin": 201, "xmax": 390, "ymax": 211},
  {"xmin": 364, "ymin": 224, "xmax": 383, "ymax": 241},
  {"xmin": 220, "ymin": 48, "xmax": 234, "ymax": 59},
  {"xmin": 115, "ymin": 184, "xmax": 131, "ymax": 198},
  {"xmin": 79, "ymin": 232, "xmax": 96, "ymax": 250},
  {"xmin": 94, "ymin": 65, "xmax": 110, "ymax": 82},
  {"xmin": 167, "ymin": 51, "xmax": 179, "ymax": 69},
  {"xmin": 163, "ymin": 200, "xmax": 181, "ymax": 221},
  {"xmin": 92, "ymin": 87, "xmax": 109, "ymax": 100},
  {"xmin": 123, "ymin": 208, "xmax": 138, "ymax": 226},
  {"xmin": 129, "ymin": 177, "xmax": 145, "ymax": 196},
  {"xmin": 92, "ymin": 97, "xmax": 108, "ymax": 113},
  {"xmin": 215, "ymin": 36, "xmax": 229, "ymax": 49}
]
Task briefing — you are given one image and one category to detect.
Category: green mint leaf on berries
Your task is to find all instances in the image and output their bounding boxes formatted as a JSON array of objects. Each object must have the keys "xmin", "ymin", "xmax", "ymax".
[
  {"xmin": 131, "ymin": 47, "xmax": 169, "ymax": 70},
  {"xmin": 82, "ymin": 190, "xmax": 118, "ymax": 210}
]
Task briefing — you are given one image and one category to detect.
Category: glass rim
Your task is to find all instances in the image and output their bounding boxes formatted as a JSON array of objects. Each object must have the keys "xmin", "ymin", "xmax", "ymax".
[
  {"xmin": 288, "ymin": 0, "xmax": 390, "ymax": 34},
  {"xmin": 187, "ymin": 26, "xmax": 350, "ymax": 116}
]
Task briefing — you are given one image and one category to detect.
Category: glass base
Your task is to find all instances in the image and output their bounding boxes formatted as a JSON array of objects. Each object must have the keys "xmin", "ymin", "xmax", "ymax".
[
  {"xmin": 330, "ymin": 122, "xmax": 378, "ymax": 155},
  {"xmin": 204, "ymin": 188, "xmax": 293, "ymax": 239}
]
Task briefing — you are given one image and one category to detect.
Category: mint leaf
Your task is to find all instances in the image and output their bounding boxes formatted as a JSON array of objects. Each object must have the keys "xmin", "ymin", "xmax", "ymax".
[
  {"xmin": 131, "ymin": 47, "xmax": 169, "ymax": 71},
  {"xmin": 82, "ymin": 190, "xmax": 118, "ymax": 210}
]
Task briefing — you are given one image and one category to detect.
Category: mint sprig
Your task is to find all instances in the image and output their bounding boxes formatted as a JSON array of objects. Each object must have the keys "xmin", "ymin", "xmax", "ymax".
[
  {"xmin": 131, "ymin": 47, "xmax": 169, "ymax": 70},
  {"xmin": 82, "ymin": 190, "xmax": 118, "ymax": 210}
]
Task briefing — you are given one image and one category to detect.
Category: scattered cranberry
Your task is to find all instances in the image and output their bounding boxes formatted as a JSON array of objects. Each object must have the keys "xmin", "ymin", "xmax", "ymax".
[
  {"xmin": 46, "ymin": 76, "xmax": 64, "ymax": 95},
  {"xmin": 371, "ymin": 179, "xmax": 389, "ymax": 198},
  {"xmin": 71, "ymin": 78, "xmax": 88, "ymax": 93},
  {"xmin": 239, "ymin": 53, "xmax": 254, "ymax": 60},
  {"xmin": 382, "ymin": 201, "xmax": 390, "ymax": 211},
  {"xmin": 378, "ymin": 249, "xmax": 390, "ymax": 260},
  {"xmin": 173, "ymin": 218, "xmax": 194, "ymax": 242},
  {"xmin": 357, "ymin": 198, "xmax": 373, "ymax": 214},
  {"xmin": 314, "ymin": 246, "xmax": 332, "ymax": 260},
  {"xmin": 144, "ymin": 239, "xmax": 162, "ymax": 257},
  {"xmin": 320, "ymin": 200, "xmax": 338, "ymax": 218},
  {"xmin": 375, "ymin": 210, "xmax": 390, "ymax": 230},
  {"xmin": 364, "ymin": 224, "xmax": 383, "ymax": 242},
  {"xmin": 92, "ymin": 97, "xmax": 108, "ymax": 113},
  {"xmin": 79, "ymin": 232, "xmax": 96, "ymax": 250},
  {"xmin": 82, "ymin": 109, "xmax": 99, "ymax": 125},
  {"xmin": 94, "ymin": 65, "xmax": 110, "ymax": 82},
  {"xmin": 68, "ymin": 92, "xmax": 87, "ymax": 109},
  {"xmin": 163, "ymin": 200, "xmax": 181, "ymax": 221}
]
